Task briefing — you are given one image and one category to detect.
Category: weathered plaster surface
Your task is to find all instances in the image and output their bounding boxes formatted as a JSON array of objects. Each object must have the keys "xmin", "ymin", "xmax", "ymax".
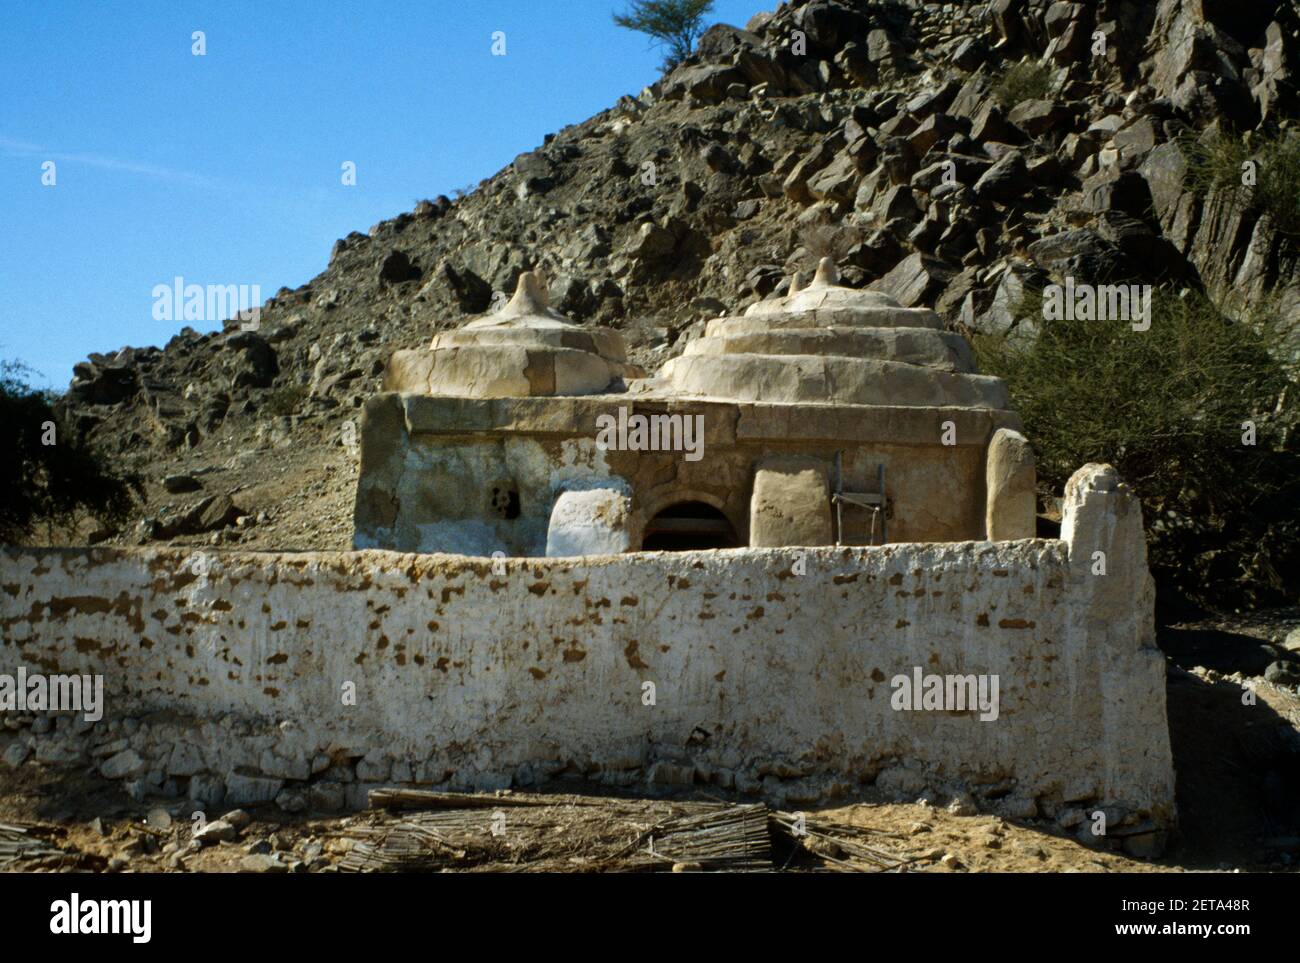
[{"xmin": 1, "ymin": 470, "xmax": 1175, "ymax": 824}]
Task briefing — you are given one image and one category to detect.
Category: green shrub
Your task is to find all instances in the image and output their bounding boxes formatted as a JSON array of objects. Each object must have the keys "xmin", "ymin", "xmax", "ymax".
[
  {"xmin": 973, "ymin": 290, "xmax": 1300, "ymax": 610},
  {"xmin": 991, "ymin": 60, "xmax": 1053, "ymax": 110},
  {"xmin": 0, "ymin": 360, "xmax": 141, "ymax": 544},
  {"xmin": 1184, "ymin": 128, "xmax": 1300, "ymax": 237}
]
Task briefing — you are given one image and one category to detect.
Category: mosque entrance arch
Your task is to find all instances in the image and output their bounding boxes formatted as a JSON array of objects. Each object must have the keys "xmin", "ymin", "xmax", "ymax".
[{"xmin": 641, "ymin": 500, "xmax": 740, "ymax": 551}]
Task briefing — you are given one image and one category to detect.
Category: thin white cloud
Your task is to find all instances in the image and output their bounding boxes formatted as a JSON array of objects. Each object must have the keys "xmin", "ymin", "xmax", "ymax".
[{"xmin": 0, "ymin": 135, "xmax": 226, "ymax": 190}]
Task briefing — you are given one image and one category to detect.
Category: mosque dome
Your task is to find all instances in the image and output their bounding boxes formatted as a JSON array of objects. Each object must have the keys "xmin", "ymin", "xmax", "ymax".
[
  {"xmin": 383, "ymin": 272, "xmax": 642, "ymax": 398},
  {"xmin": 658, "ymin": 258, "xmax": 1010, "ymax": 409}
]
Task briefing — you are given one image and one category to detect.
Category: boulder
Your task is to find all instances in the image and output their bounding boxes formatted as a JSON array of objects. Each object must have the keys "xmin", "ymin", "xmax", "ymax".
[
  {"xmin": 793, "ymin": 1, "xmax": 872, "ymax": 55},
  {"xmin": 2, "ymin": 742, "xmax": 31, "ymax": 769},
  {"xmin": 782, "ymin": 144, "xmax": 836, "ymax": 203},
  {"xmin": 662, "ymin": 63, "xmax": 743, "ymax": 103},
  {"xmin": 970, "ymin": 101, "xmax": 1020, "ymax": 144},
  {"xmin": 429, "ymin": 262, "xmax": 493, "ymax": 314},
  {"xmin": 1082, "ymin": 169, "xmax": 1155, "ymax": 218},
  {"xmin": 197, "ymin": 494, "xmax": 241, "ymax": 531},
  {"xmin": 875, "ymin": 183, "xmax": 921, "ymax": 222},
  {"xmin": 1139, "ymin": 141, "xmax": 1190, "ymax": 228},
  {"xmin": 309, "ymin": 781, "xmax": 346, "ymax": 812},
  {"xmin": 1148, "ymin": 0, "xmax": 1259, "ymax": 128},
  {"xmin": 990, "ymin": 0, "xmax": 1023, "ymax": 45},
  {"xmin": 695, "ymin": 23, "xmax": 762, "ymax": 60},
  {"xmin": 1254, "ymin": 20, "xmax": 1293, "ymax": 124},
  {"xmin": 1113, "ymin": 117, "xmax": 1159, "ymax": 166},
  {"xmin": 949, "ymin": 75, "xmax": 990, "ymax": 119},
  {"xmin": 973, "ymin": 149, "xmax": 1030, "ymax": 203},
  {"xmin": 1095, "ymin": 212, "xmax": 1189, "ymax": 280},
  {"xmin": 1027, "ymin": 229, "xmax": 1130, "ymax": 281},
  {"xmin": 1264, "ymin": 661, "xmax": 1300, "ymax": 686},
  {"xmin": 735, "ymin": 48, "xmax": 789, "ymax": 91},
  {"xmin": 162, "ymin": 473, "xmax": 201, "ymax": 494},
  {"xmin": 193, "ymin": 819, "xmax": 239, "ymax": 844},
  {"xmin": 908, "ymin": 113, "xmax": 962, "ymax": 155},
  {"xmin": 1045, "ymin": 2, "xmax": 1084, "ymax": 39},
  {"xmin": 699, "ymin": 143, "xmax": 735, "ymax": 174},
  {"xmin": 1282, "ymin": 627, "xmax": 1300, "ymax": 654},
  {"xmin": 377, "ymin": 249, "xmax": 419, "ymax": 284},
  {"xmin": 845, "ymin": 130, "xmax": 880, "ymax": 172},
  {"xmin": 1007, "ymin": 100, "xmax": 1072, "ymax": 138},
  {"xmin": 1185, "ymin": 184, "xmax": 1257, "ymax": 291},
  {"xmin": 951, "ymin": 37, "xmax": 985, "ymax": 71},
  {"xmin": 629, "ymin": 222, "xmax": 676, "ymax": 261},
  {"xmin": 834, "ymin": 41, "xmax": 875, "ymax": 86},
  {"xmin": 1028, "ymin": 154, "xmax": 1064, "ymax": 186},
  {"xmin": 974, "ymin": 261, "xmax": 1047, "ymax": 336},
  {"xmin": 160, "ymin": 493, "xmax": 243, "ymax": 537},
  {"xmin": 869, "ymin": 253, "xmax": 956, "ymax": 307},
  {"xmin": 68, "ymin": 363, "xmax": 139, "ymax": 406},
  {"xmin": 512, "ymin": 151, "xmax": 556, "ymax": 197},
  {"xmin": 222, "ymin": 330, "xmax": 278, "ymax": 389},
  {"xmin": 866, "ymin": 28, "xmax": 901, "ymax": 63},
  {"xmin": 807, "ymin": 154, "xmax": 859, "ymax": 205}
]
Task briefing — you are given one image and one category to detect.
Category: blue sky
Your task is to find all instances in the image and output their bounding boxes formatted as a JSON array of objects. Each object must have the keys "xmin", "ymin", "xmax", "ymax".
[{"xmin": 1, "ymin": 0, "xmax": 764, "ymax": 389}]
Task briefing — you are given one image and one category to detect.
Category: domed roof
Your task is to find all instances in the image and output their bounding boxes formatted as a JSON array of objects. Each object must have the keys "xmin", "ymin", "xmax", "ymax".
[
  {"xmin": 658, "ymin": 258, "xmax": 1010, "ymax": 409},
  {"xmin": 741, "ymin": 258, "xmax": 927, "ymax": 322},
  {"xmin": 384, "ymin": 272, "xmax": 642, "ymax": 398}
]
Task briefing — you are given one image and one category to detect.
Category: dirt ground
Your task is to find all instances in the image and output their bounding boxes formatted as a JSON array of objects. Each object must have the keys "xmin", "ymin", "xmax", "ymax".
[
  {"xmin": 4, "ymin": 614, "xmax": 1298, "ymax": 874},
  {"xmin": 0, "ymin": 768, "xmax": 1174, "ymax": 874}
]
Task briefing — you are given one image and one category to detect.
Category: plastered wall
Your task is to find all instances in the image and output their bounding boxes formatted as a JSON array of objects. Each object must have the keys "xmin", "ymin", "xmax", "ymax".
[{"xmin": 0, "ymin": 466, "xmax": 1175, "ymax": 829}]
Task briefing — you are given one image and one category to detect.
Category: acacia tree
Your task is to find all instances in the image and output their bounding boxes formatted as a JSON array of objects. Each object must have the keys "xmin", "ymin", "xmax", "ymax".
[
  {"xmin": 972, "ymin": 291, "xmax": 1300, "ymax": 610},
  {"xmin": 613, "ymin": 0, "xmax": 715, "ymax": 72}
]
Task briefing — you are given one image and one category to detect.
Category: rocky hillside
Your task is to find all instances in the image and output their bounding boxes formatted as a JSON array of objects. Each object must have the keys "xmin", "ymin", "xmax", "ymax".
[{"xmin": 55, "ymin": 0, "xmax": 1299, "ymax": 563}]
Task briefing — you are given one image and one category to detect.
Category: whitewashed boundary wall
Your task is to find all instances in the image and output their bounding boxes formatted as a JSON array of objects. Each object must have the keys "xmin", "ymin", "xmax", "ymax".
[{"xmin": 1, "ymin": 465, "xmax": 1174, "ymax": 836}]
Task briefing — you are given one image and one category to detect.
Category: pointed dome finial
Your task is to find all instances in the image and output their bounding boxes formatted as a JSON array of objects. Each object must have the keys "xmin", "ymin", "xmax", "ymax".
[
  {"xmin": 812, "ymin": 257, "xmax": 840, "ymax": 287},
  {"xmin": 508, "ymin": 271, "xmax": 549, "ymax": 313},
  {"xmin": 788, "ymin": 273, "xmax": 804, "ymax": 297}
]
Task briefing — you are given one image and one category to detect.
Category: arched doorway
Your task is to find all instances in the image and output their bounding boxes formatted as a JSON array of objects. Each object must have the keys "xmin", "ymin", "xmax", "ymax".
[{"xmin": 641, "ymin": 501, "xmax": 740, "ymax": 551}]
